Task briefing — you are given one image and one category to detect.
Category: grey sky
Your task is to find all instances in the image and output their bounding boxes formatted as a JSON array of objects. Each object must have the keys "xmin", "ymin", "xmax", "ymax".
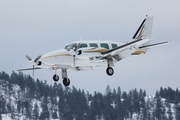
[{"xmin": 0, "ymin": 0, "xmax": 180, "ymax": 94}]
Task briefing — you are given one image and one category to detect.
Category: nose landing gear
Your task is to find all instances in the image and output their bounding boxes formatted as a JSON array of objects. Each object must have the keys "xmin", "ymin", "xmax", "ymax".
[
  {"xmin": 106, "ymin": 59, "xmax": 114, "ymax": 76},
  {"xmin": 53, "ymin": 74, "xmax": 59, "ymax": 81}
]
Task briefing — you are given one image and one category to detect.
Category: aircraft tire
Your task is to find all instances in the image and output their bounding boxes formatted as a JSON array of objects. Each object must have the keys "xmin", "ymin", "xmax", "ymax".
[
  {"xmin": 106, "ymin": 67, "xmax": 114, "ymax": 76},
  {"xmin": 63, "ymin": 78, "xmax": 70, "ymax": 86},
  {"xmin": 53, "ymin": 74, "xmax": 59, "ymax": 81}
]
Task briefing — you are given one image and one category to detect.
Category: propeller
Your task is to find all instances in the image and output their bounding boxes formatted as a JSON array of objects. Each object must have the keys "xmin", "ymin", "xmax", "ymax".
[
  {"xmin": 74, "ymin": 42, "xmax": 81, "ymax": 52},
  {"xmin": 26, "ymin": 55, "xmax": 32, "ymax": 61},
  {"xmin": 25, "ymin": 55, "xmax": 42, "ymax": 76},
  {"xmin": 73, "ymin": 42, "xmax": 83, "ymax": 67},
  {"xmin": 34, "ymin": 55, "xmax": 41, "ymax": 63}
]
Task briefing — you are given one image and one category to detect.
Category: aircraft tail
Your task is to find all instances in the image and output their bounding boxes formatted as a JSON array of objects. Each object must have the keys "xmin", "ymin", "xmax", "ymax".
[{"xmin": 132, "ymin": 17, "xmax": 153, "ymax": 40}]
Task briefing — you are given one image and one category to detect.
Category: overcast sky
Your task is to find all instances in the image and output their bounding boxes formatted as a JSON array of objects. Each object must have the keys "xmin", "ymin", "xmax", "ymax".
[{"xmin": 0, "ymin": 0, "xmax": 180, "ymax": 94}]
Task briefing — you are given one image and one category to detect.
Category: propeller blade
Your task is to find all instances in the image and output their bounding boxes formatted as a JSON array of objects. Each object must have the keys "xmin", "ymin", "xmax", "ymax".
[
  {"xmin": 74, "ymin": 42, "xmax": 81, "ymax": 52},
  {"xmin": 76, "ymin": 43, "xmax": 81, "ymax": 50},
  {"xmin": 25, "ymin": 55, "xmax": 32, "ymax": 61},
  {"xmin": 34, "ymin": 55, "xmax": 41, "ymax": 63}
]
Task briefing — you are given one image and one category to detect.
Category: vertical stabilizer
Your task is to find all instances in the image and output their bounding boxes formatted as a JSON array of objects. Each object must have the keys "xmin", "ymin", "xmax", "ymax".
[{"xmin": 132, "ymin": 17, "xmax": 153, "ymax": 40}]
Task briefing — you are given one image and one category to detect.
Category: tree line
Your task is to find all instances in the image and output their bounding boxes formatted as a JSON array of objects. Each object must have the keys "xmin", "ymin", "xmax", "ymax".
[{"xmin": 0, "ymin": 71, "xmax": 180, "ymax": 120}]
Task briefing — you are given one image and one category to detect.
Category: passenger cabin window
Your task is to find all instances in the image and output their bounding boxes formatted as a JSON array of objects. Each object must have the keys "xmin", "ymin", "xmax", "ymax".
[
  {"xmin": 90, "ymin": 43, "xmax": 98, "ymax": 48},
  {"xmin": 112, "ymin": 44, "xmax": 118, "ymax": 48},
  {"xmin": 80, "ymin": 43, "xmax": 88, "ymax": 48},
  {"xmin": 100, "ymin": 43, "xmax": 109, "ymax": 49},
  {"xmin": 65, "ymin": 43, "xmax": 77, "ymax": 51}
]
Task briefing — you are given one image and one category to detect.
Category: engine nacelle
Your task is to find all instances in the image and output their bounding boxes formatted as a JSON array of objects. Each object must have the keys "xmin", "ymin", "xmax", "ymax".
[
  {"xmin": 29, "ymin": 60, "xmax": 42, "ymax": 66},
  {"xmin": 37, "ymin": 61, "xmax": 42, "ymax": 66},
  {"xmin": 77, "ymin": 50, "xmax": 82, "ymax": 55}
]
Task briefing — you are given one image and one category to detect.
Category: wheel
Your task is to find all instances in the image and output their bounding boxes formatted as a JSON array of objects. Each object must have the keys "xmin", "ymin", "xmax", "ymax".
[
  {"xmin": 53, "ymin": 74, "xmax": 59, "ymax": 81},
  {"xmin": 63, "ymin": 78, "xmax": 70, "ymax": 86},
  {"xmin": 106, "ymin": 67, "xmax": 114, "ymax": 76}
]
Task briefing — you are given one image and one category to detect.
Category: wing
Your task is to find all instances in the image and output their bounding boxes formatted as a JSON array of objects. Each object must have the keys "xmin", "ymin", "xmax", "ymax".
[
  {"xmin": 139, "ymin": 41, "xmax": 173, "ymax": 49},
  {"xmin": 17, "ymin": 67, "xmax": 43, "ymax": 71},
  {"xmin": 101, "ymin": 38, "xmax": 148, "ymax": 56}
]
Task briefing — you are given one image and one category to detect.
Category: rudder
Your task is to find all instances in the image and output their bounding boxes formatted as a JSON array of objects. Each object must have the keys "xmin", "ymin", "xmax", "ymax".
[{"xmin": 132, "ymin": 17, "xmax": 153, "ymax": 40}]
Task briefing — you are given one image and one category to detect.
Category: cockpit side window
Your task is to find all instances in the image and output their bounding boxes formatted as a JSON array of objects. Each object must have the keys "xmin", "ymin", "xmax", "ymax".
[
  {"xmin": 112, "ymin": 44, "xmax": 118, "ymax": 48},
  {"xmin": 65, "ymin": 43, "xmax": 77, "ymax": 50},
  {"xmin": 100, "ymin": 43, "xmax": 109, "ymax": 49},
  {"xmin": 80, "ymin": 43, "xmax": 88, "ymax": 48},
  {"xmin": 90, "ymin": 43, "xmax": 98, "ymax": 48}
]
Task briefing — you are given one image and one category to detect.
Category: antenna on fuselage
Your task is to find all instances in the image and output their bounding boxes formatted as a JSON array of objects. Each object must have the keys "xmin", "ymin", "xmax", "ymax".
[{"xmin": 80, "ymin": 36, "xmax": 83, "ymax": 41}]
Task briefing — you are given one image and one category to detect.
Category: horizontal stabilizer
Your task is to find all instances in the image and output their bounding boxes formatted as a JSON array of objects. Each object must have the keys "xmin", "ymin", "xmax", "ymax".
[
  {"xmin": 17, "ymin": 67, "xmax": 43, "ymax": 71},
  {"xmin": 139, "ymin": 41, "xmax": 173, "ymax": 49}
]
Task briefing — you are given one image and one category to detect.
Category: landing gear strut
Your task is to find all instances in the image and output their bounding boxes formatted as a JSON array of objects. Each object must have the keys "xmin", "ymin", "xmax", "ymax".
[
  {"xmin": 106, "ymin": 59, "xmax": 114, "ymax": 76},
  {"xmin": 61, "ymin": 69, "xmax": 70, "ymax": 86},
  {"xmin": 52, "ymin": 69, "xmax": 71, "ymax": 86}
]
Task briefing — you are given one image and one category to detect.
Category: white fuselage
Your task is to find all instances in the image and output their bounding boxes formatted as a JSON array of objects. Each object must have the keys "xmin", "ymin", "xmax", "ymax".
[{"xmin": 39, "ymin": 40, "xmax": 149, "ymax": 71}]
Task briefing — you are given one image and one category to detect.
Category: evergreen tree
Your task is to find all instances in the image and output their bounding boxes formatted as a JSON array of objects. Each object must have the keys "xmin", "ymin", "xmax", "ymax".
[
  {"xmin": 147, "ymin": 110, "xmax": 151, "ymax": 120},
  {"xmin": 33, "ymin": 103, "xmax": 39, "ymax": 120},
  {"xmin": 116, "ymin": 86, "xmax": 123, "ymax": 119},
  {"xmin": 175, "ymin": 88, "xmax": 179, "ymax": 105},
  {"xmin": 0, "ymin": 96, "xmax": 6, "ymax": 114},
  {"xmin": 167, "ymin": 103, "xmax": 173, "ymax": 120},
  {"xmin": 160, "ymin": 87, "xmax": 164, "ymax": 98},
  {"xmin": 141, "ymin": 107, "xmax": 147, "ymax": 120},
  {"xmin": 132, "ymin": 89, "xmax": 140, "ymax": 113},
  {"xmin": 17, "ymin": 100, "xmax": 21, "ymax": 113},
  {"xmin": 0, "ymin": 102, "xmax": 2, "ymax": 120},
  {"xmin": 121, "ymin": 91, "xmax": 129, "ymax": 119},
  {"xmin": 104, "ymin": 85, "xmax": 117, "ymax": 120},
  {"xmin": 23, "ymin": 100, "xmax": 32, "ymax": 119},
  {"xmin": 162, "ymin": 106, "xmax": 167, "ymax": 120},
  {"xmin": 175, "ymin": 105, "xmax": 180, "ymax": 120},
  {"xmin": 52, "ymin": 111, "xmax": 58, "ymax": 119},
  {"xmin": 0, "ymin": 71, "xmax": 9, "ymax": 81},
  {"xmin": 155, "ymin": 96, "xmax": 163, "ymax": 119},
  {"xmin": 89, "ymin": 91, "xmax": 104, "ymax": 119},
  {"xmin": 39, "ymin": 96, "xmax": 50, "ymax": 119}
]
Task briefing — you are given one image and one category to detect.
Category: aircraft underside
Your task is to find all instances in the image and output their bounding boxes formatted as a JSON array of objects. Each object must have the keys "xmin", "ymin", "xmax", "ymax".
[{"xmin": 51, "ymin": 62, "xmax": 115, "ymax": 87}]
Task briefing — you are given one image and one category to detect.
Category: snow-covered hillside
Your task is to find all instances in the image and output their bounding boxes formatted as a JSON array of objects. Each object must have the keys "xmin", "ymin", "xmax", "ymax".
[{"xmin": 0, "ymin": 72, "xmax": 180, "ymax": 120}]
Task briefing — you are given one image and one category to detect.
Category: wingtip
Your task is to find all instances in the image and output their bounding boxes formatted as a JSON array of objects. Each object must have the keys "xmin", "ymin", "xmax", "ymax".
[{"xmin": 168, "ymin": 41, "xmax": 174, "ymax": 43}]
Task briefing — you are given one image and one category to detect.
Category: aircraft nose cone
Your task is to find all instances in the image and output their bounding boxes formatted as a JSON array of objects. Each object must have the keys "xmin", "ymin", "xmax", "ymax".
[{"xmin": 41, "ymin": 49, "xmax": 70, "ymax": 60}]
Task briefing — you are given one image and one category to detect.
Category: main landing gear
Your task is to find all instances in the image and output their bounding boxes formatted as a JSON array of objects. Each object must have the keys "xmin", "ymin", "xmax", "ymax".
[
  {"xmin": 106, "ymin": 67, "xmax": 114, "ymax": 76},
  {"xmin": 53, "ymin": 69, "xmax": 70, "ymax": 87},
  {"xmin": 106, "ymin": 59, "xmax": 114, "ymax": 76}
]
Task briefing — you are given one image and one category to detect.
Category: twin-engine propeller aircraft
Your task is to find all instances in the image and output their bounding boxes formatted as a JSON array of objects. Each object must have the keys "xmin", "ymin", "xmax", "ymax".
[{"xmin": 18, "ymin": 16, "xmax": 172, "ymax": 87}]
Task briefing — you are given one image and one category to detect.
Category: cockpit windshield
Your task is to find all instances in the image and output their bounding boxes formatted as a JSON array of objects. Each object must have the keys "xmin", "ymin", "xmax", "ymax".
[{"xmin": 64, "ymin": 43, "xmax": 77, "ymax": 51}]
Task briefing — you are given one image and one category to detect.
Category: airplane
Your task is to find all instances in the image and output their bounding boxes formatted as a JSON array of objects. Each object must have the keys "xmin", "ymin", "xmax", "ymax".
[{"xmin": 18, "ymin": 16, "xmax": 173, "ymax": 87}]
